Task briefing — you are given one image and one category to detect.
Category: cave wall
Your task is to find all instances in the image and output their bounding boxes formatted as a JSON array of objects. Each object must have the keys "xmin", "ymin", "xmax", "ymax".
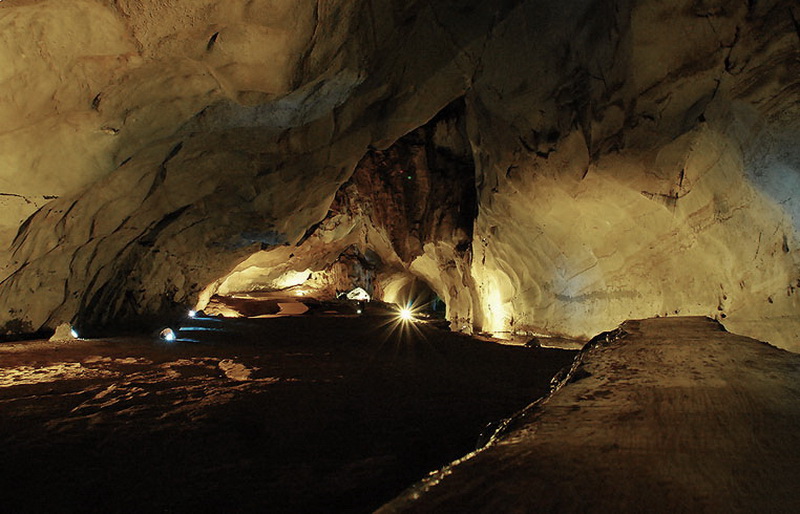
[
  {"xmin": 0, "ymin": 0, "xmax": 506, "ymax": 334},
  {"xmin": 0, "ymin": 0, "xmax": 798, "ymax": 349},
  {"xmin": 461, "ymin": 0, "xmax": 800, "ymax": 348}
]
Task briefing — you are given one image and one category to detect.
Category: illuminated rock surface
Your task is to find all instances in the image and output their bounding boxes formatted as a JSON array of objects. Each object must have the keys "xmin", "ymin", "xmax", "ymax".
[
  {"xmin": 380, "ymin": 317, "xmax": 800, "ymax": 512},
  {"xmin": 0, "ymin": 0, "xmax": 798, "ymax": 349}
]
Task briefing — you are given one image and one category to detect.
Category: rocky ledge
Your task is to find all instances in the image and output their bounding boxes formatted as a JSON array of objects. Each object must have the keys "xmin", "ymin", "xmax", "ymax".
[{"xmin": 380, "ymin": 316, "xmax": 800, "ymax": 513}]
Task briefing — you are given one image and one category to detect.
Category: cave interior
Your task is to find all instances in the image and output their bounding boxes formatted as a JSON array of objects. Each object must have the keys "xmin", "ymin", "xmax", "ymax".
[{"xmin": 1, "ymin": 0, "xmax": 800, "ymax": 512}]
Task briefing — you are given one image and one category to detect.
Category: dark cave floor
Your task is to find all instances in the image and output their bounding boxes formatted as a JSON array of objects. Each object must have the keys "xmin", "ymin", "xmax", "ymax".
[{"xmin": 0, "ymin": 315, "xmax": 576, "ymax": 513}]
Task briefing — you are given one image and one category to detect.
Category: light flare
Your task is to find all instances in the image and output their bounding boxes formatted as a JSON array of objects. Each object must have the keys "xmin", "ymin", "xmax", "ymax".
[{"xmin": 399, "ymin": 307, "xmax": 414, "ymax": 322}]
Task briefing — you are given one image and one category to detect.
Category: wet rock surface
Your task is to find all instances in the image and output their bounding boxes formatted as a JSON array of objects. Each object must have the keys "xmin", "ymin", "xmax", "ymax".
[
  {"xmin": 381, "ymin": 317, "xmax": 800, "ymax": 513},
  {"xmin": 0, "ymin": 315, "xmax": 575, "ymax": 513}
]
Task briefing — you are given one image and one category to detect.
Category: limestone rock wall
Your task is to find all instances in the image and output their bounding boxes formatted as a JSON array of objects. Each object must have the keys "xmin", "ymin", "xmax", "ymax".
[
  {"xmin": 0, "ymin": 0, "xmax": 502, "ymax": 334},
  {"xmin": 0, "ymin": 0, "xmax": 798, "ymax": 350},
  {"xmin": 461, "ymin": 0, "xmax": 800, "ymax": 350}
]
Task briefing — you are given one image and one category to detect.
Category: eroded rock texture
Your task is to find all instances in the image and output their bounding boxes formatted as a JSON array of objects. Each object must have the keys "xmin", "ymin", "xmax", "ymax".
[
  {"xmin": 469, "ymin": 0, "xmax": 800, "ymax": 347},
  {"xmin": 0, "ymin": 0, "xmax": 798, "ymax": 349},
  {"xmin": 208, "ymin": 99, "xmax": 476, "ymax": 319}
]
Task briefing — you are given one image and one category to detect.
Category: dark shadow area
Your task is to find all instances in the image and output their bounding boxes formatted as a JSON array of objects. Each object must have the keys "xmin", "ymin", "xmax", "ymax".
[{"xmin": 0, "ymin": 316, "xmax": 576, "ymax": 513}]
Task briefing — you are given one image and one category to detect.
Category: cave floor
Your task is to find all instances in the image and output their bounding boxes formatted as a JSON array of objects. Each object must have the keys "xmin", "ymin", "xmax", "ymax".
[
  {"xmin": 381, "ymin": 316, "xmax": 800, "ymax": 513},
  {"xmin": 0, "ymin": 315, "xmax": 576, "ymax": 513}
]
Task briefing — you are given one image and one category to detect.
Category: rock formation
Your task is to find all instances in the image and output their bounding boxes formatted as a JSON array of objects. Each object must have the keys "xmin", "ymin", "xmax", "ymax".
[
  {"xmin": 0, "ymin": 0, "xmax": 798, "ymax": 349},
  {"xmin": 379, "ymin": 317, "xmax": 800, "ymax": 512}
]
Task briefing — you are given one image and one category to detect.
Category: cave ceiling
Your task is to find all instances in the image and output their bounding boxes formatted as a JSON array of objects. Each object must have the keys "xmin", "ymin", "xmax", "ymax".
[{"xmin": 0, "ymin": 0, "xmax": 798, "ymax": 350}]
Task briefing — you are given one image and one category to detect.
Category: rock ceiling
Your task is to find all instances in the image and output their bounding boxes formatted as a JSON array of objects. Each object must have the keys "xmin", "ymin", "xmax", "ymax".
[{"xmin": 0, "ymin": 0, "xmax": 798, "ymax": 350}]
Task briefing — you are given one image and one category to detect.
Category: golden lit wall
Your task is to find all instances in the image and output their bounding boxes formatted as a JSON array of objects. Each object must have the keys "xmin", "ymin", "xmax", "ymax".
[{"xmin": 0, "ymin": 0, "xmax": 798, "ymax": 350}]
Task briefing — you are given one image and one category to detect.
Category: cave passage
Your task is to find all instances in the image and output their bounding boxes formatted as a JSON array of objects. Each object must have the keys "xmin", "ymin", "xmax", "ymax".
[
  {"xmin": 189, "ymin": 97, "xmax": 477, "ymax": 339},
  {"xmin": 1, "ymin": 0, "xmax": 799, "ymax": 512}
]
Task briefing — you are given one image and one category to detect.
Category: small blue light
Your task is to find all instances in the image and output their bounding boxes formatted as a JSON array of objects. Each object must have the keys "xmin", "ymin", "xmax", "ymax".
[
  {"xmin": 160, "ymin": 328, "xmax": 176, "ymax": 342},
  {"xmin": 188, "ymin": 310, "xmax": 197, "ymax": 318},
  {"xmin": 70, "ymin": 328, "xmax": 79, "ymax": 339}
]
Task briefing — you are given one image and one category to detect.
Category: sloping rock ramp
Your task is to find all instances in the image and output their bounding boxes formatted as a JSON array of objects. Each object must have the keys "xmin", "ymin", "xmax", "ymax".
[{"xmin": 380, "ymin": 316, "xmax": 800, "ymax": 513}]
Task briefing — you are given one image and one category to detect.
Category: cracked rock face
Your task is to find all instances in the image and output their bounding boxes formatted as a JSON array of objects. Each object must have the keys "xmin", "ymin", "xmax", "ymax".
[{"xmin": 0, "ymin": 0, "xmax": 799, "ymax": 350}]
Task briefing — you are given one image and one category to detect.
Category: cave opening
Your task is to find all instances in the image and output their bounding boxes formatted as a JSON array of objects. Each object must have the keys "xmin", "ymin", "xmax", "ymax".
[{"xmin": 192, "ymin": 97, "xmax": 474, "ymax": 328}]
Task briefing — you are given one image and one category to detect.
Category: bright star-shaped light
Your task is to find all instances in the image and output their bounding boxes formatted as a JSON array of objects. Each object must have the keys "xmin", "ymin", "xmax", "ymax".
[{"xmin": 399, "ymin": 308, "xmax": 414, "ymax": 322}]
